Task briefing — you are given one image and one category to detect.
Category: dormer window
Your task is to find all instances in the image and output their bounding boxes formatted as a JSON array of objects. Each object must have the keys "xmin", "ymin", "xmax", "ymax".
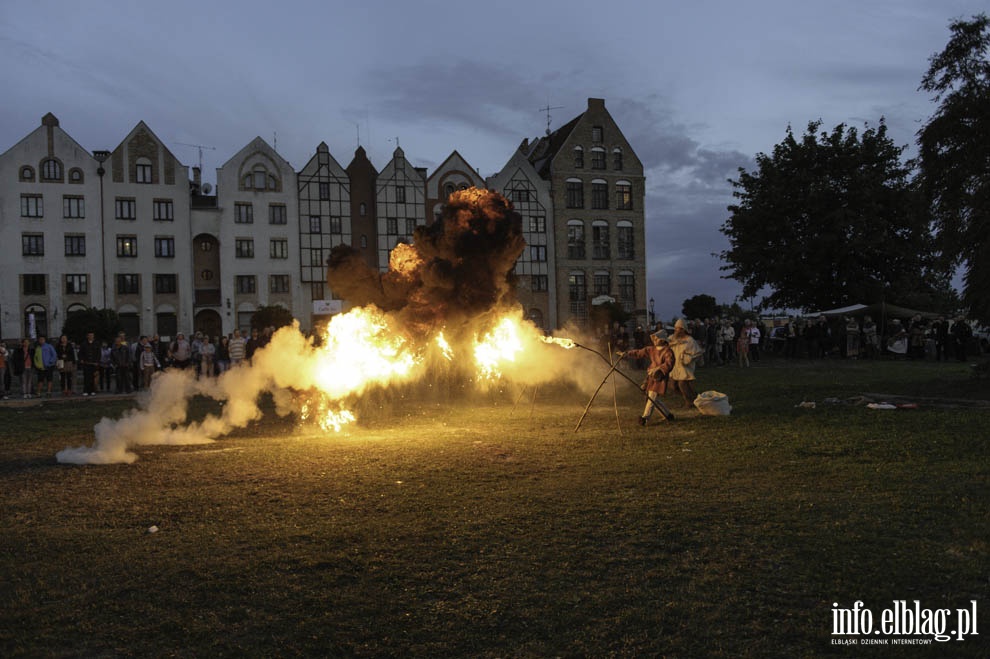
[
  {"xmin": 135, "ymin": 157, "xmax": 152, "ymax": 183},
  {"xmin": 42, "ymin": 159, "xmax": 62, "ymax": 181}
]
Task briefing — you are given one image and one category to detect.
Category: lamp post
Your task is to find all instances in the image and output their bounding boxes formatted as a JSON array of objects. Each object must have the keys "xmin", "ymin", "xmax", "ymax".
[{"xmin": 649, "ymin": 297, "xmax": 655, "ymax": 327}]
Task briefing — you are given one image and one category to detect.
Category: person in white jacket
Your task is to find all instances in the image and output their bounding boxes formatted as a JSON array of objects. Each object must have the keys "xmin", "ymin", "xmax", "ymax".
[{"xmin": 668, "ymin": 319, "xmax": 705, "ymax": 406}]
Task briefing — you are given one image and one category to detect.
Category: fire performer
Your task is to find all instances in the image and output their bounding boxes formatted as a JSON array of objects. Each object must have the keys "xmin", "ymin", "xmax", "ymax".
[
  {"xmin": 668, "ymin": 318, "xmax": 705, "ymax": 407},
  {"xmin": 620, "ymin": 331, "xmax": 675, "ymax": 425}
]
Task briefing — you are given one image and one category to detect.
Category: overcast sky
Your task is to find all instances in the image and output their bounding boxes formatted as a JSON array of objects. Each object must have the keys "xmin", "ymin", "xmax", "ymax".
[{"xmin": 1, "ymin": 1, "xmax": 983, "ymax": 322}]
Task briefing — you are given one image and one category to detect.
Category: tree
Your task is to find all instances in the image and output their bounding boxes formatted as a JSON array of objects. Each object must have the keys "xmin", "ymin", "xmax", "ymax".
[
  {"xmin": 61, "ymin": 307, "xmax": 122, "ymax": 345},
  {"xmin": 720, "ymin": 120, "xmax": 952, "ymax": 312},
  {"xmin": 917, "ymin": 13, "xmax": 990, "ymax": 322},
  {"xmin": 681, "ymin": 294, "xmax": 718, "ymax": 320},
  {"xmin": 251, "ymin": 305, "xmax": 294, "ymax": 332}
]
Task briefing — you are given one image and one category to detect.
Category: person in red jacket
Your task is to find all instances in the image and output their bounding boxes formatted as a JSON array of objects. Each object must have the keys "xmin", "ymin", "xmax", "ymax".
[{"xmin": 621, "ymin": 331, "xmax": 676, "ymax": 425}]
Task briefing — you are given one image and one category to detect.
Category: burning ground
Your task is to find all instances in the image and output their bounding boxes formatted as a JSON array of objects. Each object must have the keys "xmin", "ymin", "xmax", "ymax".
[{"xmin": 57, "ymin": 189, "xmax": 597, "ymax": 465}]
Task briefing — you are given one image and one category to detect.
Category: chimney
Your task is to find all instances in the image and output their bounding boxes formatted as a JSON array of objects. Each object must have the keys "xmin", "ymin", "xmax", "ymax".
[{"xmin": 588, "ymin": 98, "xmax": 605, "ymax": 111}]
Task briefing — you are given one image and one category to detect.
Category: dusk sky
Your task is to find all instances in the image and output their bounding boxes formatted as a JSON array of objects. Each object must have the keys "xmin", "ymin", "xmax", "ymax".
[{"xmin": 1, "ymin": 1, "xmax": 983, "ymax": 322}]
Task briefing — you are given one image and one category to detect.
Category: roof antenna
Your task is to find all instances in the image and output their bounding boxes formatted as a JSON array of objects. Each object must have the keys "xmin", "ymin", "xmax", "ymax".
[{"xmin": 539, "ymin": 101, "xmax": 564, "ymax": 136}]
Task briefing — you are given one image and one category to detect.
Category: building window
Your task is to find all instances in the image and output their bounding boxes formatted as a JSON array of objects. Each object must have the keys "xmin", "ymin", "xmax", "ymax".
[
  {"xmin": 269, "ymin": 204, "xmax": 287, "ymax": 225},
  {"xmin": 20, "ymin": 166, "xmax": 35, "ymax": 181},
  {"xmin": 591, "ymin": 147, "xmax": 606, "ymax": 170},
  {"xmin": 64, "ymin": 234, "xmax": 86, "ymax": 256},
  {"xmin": 618, "ymin": 272, "xmax": 635, "ymax": 308},
  {"xmin": 396, "ymin": 186, "xmax": 406, "ymax": 203},
  {"xmin": 568, "ymin": 272, "xmax": 588, "ymax": 316},
  {"xmin": 236, "ymin": 275, "xmax": 256, "ymax": 294},
  {"xmin": 573, "ymin": 147, "xmax": 584, "ymax": 168},
  {"xmin": 591, "ymin": 181, "xmax": 608, "ymax": 209},
  {"xmin": 443, "ymin": 183, "xmax": 455, "ymax": 199},
  {"xmin": 567, "ymin": 220, "xmax": 585, "ymax": 259},
  {"xmin": 529, "ymin": 245, "xmax": 547, "ymax": 262},
  {"xmin": 116, "ymin": 235, "xmax": 138, "ymax": 257},
  {"xmin": 22, "ymin": 274, "xmax": 46, "ymax": 295},
  {"xmin": 386, "ymin": 218, "xmax": 398, "ymax": 234},
  {"xmin": 154, "ymin": 200, "xmax": 174, "ymax": 221},
  {"xmin": 613, "ymin": 148, "xmax": 623, "ymax": 171},
  {"xmin": 62, "ymin": 196, "xmax": 85, "ymax": 219},
  {"xmin": 565, "ymin": 179, "xmax": 583, "ymax": 208},
  {"xmin": 593, "ymin": 272, "xmax": 611, "ymax": 296},
  {"xmin": 591, "ymin": 126, "xmax": 603, "ymax": 143},
  {"xmin": 21, "ymin": 194, "xmax": 43, "ymax": 218},
  {"xmin": 65, "ymin": 274, "xmax": 88, "ymax": 295},
  {"xmin": 359, "ymin": 202, "xmax": 367, "ymax": 216},
  {"xmin": 42, "ymin": 159, "xmax": 62, "ymax": 181},
  {"xmin": 529, "ymin": 216, "xmax": 546, "ymax": 233},
  {"xmin": 253, "ymin": 167, "xmax": 268, "ymax": 190},
  {"xmin": 235, "ymin": 203, "xmax": 253, "ymax": 224},
  {"xmin": 511, "ymin": 188, "xmax": 530, "ymax": 203},
  {"xmin": 235, "ymin": 239, "xmax": 254, "ymax": 258},
  {"xmin": 532, "ymin": 274, "xmax": 548, "ymax": 291},
  {"xmin": 270, "ymin": 238, "xmax": 288, "ymax": 259},
  {"xmin": 135, "ymin": 158, "xmax": 152, "ymax": 184},
  {"xmin": 616, "ymin": 181, "xmax": 633, "ymax": 210},
  {"xmin": 154, "ymin": 237, "xmax": 175, "ymax": 257},
  {"xmin": 617, "ymin": 222, "xmax": 634, "ymax": 260},
  {"xmin": 404, "ymin": 219, "xmax": 417, "ymax": 236},
  {"xmin": 328, "ymin": 217, "xmax": 342, "ymax": 234},
  {"xmin": 309, "ymin": 216, "xmax": 321, "ymax": 234},
  {"xmin": 319, "ymin": 182, "xmax": 330, "ymax": 200},
  {"xmin": 592, "ymin": 221, "xmax": 610, "ymax": 259},
  {"xmin": 360, "ymin": 234, "xmax": 367, "ymax": 248},
  {"xmin": 309, "ymin": 250, "xmax": 323, "ymax": 266},
  {"xmin": 117, "ymin": 274, "xmax": 140, "ymax": 295},
  {"xmin": 200, "ymin": 269, "xmax": 214, "ymax": 281},
  {"xmin": 69, "ymin": 168, "xmax": 84, "ymax": 183},
  {"xmin": 115, "ymin": 198, "xmax": 136, "ymax": 220},
  {"xmin": 22, "ymin": 233, "xmax": 44, "ymax": 256},
  {"xmin": 269, "ymin": 274, "xmax": 290, "ymax": 294},
  {"xmin": 155, "ymin": 274, "xmax": 177, "ymax": 294}
]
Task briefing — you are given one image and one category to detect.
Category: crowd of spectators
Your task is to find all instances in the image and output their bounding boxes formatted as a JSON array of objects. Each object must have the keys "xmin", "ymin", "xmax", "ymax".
[{"xmin": 0, "ymin": 326, "xmax": 277, "ymax": 400}]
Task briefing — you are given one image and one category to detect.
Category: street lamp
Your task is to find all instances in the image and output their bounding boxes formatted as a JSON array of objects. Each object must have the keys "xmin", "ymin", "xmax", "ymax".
[{"xmin": 649, "ymin": 297, "xmax": 655, "ymax": 327}]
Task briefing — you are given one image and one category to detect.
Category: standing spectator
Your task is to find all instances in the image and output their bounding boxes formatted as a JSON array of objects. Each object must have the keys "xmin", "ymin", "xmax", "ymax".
[
  {"xmin": 932, "ymin": 316, "xmax": 949, "ymax": 362},
  {"xmin": 720, "ymin": 319, "xmax": 736, "ymax": 365},
  {"xmin": 171, "ymin": 333, "xmax": 191, "ymax": 369},
  {"xmin": 140, "ymin": 343, "xmax": 159, "ymax": 390},
  {"xmin": 190, "ymin": 332, "xmax": 204, "ymax": 376},
  {"xmin": 199, "ymin": 335, "xmax": 216, "ymax": 378},
  {"xmin": 736, "ymin": 319, "xmax": 752, "ymax": 367},
  {"xmin": 99, "ymin": 341, "xmax": 113, "ymax": 392},
  {"xmin": 13, "ymin": 339, "xmax": 35, "ymax": 398},
  {"xmin": 55, "ymin": 335, "xmax": 78, "ymax": 396},
  {"xmin": 908, "ymin": 315, "xmax": 927, "ymax": 360},
  {"xmin": 861, "ymin": 316, "xmax": 878, "ymax": 359},
  {"xmin": 845, "ymin": 317, "xmax": 861, "ymax": 359},
  {"xmin": 78, "ymin": 331, "xmax": 101, "ymax": 396},
  {"xmin": 0, "ymin": 339, "xmax": 10, "ymax": 399},
  {"xmin": 215, "ymin": 335, "xmax": 231, "ymax": 376},
  {"xmin": 668, "ymin": 319, "xmax": 705, "ymax": 406},
  {"xmin": 34, "ymin": 335, "xmax": 58, "ymax": 397},
  {"xmin": 748, "ymin": 321, "xmax": 762, "ymax": 362},
  {"xmin": 228, "ymin": 329, "xmax": 247, "ymax": 366},
  {"xmin": 246, "ymin": 328, "xmax": 262, "ymax": 362},
  {"xmin": 112, "ymin": 337, "xmax": 134, "ymax": 394},
  {"xmin": 705, "ymin": 318, "xmax": 720, "ymax": 366},
  {"xmin": 951, "ymin": 317, "xmax": 972, "ymax": 362}
]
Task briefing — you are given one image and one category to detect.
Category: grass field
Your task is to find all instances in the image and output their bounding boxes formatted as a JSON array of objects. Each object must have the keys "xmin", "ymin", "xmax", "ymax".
[{"xmin": 1, "ymin": 358, "xmax": 987, "ymax": 657}]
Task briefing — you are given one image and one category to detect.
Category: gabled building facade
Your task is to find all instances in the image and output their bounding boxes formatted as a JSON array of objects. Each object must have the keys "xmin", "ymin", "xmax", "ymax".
[
  {"xmin": 375, "ymin": 147, "xmax": 426, "ymax": 272},
  {"xmin": 523, "ymin": 98, "xmax": 647, "ymax": 330},
  {"xmin": 487, "ymin": 149, "xmax": 556, "ymax": 330},
  {"xmin": 426, "ymin": 150, "xmax": 485, "ymax": 224}
]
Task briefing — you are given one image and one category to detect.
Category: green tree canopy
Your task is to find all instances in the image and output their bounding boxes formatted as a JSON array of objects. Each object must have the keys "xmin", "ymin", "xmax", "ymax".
[
  {"xmin": 720, "ymin": 120, "xmax": 953, "ymax": 312},
  {"xmin": 917, "ymin": 13, "xmax": 990, "ymax": 322},
  {"xmin": 61, "ymin": 308, "xmax": 122, "ymax": 345},
  {"xmin": 681, "ymin": 294, "xmax": 718, "ymax": 320},
  {"xmin": 251, "ymin": 305, "xmax": 294, "ymax": 332}
]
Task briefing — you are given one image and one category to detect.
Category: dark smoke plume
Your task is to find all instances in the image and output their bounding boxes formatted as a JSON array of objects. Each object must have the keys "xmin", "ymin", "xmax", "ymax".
[{"xmin": 327, "ymin": 188, "xmax": 525, "ymax": 336}]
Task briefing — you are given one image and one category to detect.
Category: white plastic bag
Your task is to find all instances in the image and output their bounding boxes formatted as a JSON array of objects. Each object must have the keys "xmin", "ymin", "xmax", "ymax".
[{"xmin": 694, "ymin": 390, "xmax": 731, "ymax": 416}]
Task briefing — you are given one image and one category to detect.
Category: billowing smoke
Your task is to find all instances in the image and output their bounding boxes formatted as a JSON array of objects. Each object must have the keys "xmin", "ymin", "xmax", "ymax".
[
  {"xmin": 328, "ymin": 188, "xmax": 525, "ymax": 338},
  {"xmin": 57, "ymin": 188, "xmax": 603, "ymax": 465}
]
